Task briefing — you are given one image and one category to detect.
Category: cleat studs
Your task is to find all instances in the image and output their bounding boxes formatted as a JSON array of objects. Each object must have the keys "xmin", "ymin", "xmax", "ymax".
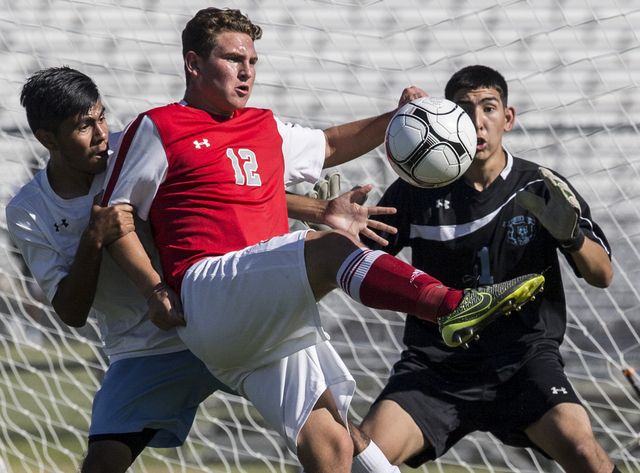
[
  {"xmin": 462, "ymin": 343, "xmax": 470, "ymax": 349},
  {"xmin": 474, "ymin": 335, "xmax": 480, "ymax": 341},
  {"xmin": 530, "ymin": 296, "xmax": 536, "ymax": 301}
]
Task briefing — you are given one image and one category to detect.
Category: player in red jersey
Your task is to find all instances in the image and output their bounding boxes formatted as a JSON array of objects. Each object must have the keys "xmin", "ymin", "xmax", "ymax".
[{"xmin": 103, "ymin": 8, "xmax": 544, "ymax": 473}]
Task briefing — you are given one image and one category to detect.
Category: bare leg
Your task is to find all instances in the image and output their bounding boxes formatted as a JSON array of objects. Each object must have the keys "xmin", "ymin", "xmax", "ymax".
[
  {"xmin": 297, "ymin": 388, "xmax": 354, "ymax": 473},
  {"xmin": 525, "ymin": 402, "xmax": 614, "ymax": 473},
  {"xmin": 359, "ymin": 399, "xmax": 429, "ymax": 466}
]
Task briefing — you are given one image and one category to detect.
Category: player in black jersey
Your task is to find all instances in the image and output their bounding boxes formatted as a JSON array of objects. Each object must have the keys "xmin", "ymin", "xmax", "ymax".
[{"xmin": 352, "ymin": 65, "xmax": 619, "ymax": 473}]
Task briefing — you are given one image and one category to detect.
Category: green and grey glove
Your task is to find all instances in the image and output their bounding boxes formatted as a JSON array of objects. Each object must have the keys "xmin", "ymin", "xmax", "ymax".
[
  {"xmin": 515, "ymin": 167, "xmax": 585, "ymax": 252},
  {"xmin": 303, "ymin": 171, "xmax": 367, "ymax": 231}
]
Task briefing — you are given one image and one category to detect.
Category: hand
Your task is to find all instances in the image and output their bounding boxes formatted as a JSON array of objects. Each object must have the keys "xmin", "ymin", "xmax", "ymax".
[
  {"xmin": 516, "ymin": 167, "xmax": 585, "ymax": 252},
  {"xmin": 303, "ymin": 172, "xmax": 342, "ymax": 231},
  {"xmin": 397, "ymin": 86, "xmax": 427, "ymax": 109},
  {"xmin": 148, "ymin": 283, "xmax": 186, "ymax": 330},
  {"xmin": 86, "ymin": 191, "xmax": 135, "ymax": 248},
  {"xmin": 323, "ymin": 184, "xmax": 397, "ymax": 247}
]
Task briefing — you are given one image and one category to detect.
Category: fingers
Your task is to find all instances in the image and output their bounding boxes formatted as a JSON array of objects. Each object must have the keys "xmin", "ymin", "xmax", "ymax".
[
  {"xmin": 366, "ymin": 205, "xmax": 397, "ymax": 216},
  {"xmin": 539, "ymin": 167, "xmax": 580, "ymax": 211},
  {"xmin": 311, "ymin": 171, "xmax": 341, "ymax": 201},
  {"xmin": 365, "ymin": 218, "xmax": 398, "ymax": 235},
  {"xmin": 326, "ymin": 171, "xmax": 341, "ymax": 199},
  {"xmin": 93, "ymin": 190, "xmax": 104, "ymax": 206},
  {"xmin": 361, "ymin": 228, "xmax": 389, "ymax": 247},
  {"xmin": 148, "ymin": 286, "xmax": 186, "ymax": 330},
  {"xmin": 398, "ymin": 86, "xmax": 427, "ymax": 108},
  {"xmin": 515, "ymin": 190, "xmax": 546, "ymax": 217}
]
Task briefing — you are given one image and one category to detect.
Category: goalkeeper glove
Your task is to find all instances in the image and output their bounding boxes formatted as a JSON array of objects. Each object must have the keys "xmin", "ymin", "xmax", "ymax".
[
  {"xmin": 303, "ymin": 171, "xmax": 367, "ymax": 231},
  {"xmin": 515, "ymin": 167, "xmax": 585, "ymax": 253}
]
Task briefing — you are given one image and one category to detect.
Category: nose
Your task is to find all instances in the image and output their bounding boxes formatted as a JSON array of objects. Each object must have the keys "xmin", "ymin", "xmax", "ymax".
[
  {"xmin": 239, "ymin": 61, "xmax": 254, "ymax": 81},
  {"xmin": 94, "ymin": 120, "xmax": 108, "ymax": 142}
]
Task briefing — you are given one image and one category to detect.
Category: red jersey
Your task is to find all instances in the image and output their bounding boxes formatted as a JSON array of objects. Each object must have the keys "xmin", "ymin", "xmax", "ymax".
[{"xmin": 105, "ymin": 103, "xmax": 323, "ymax": 292}]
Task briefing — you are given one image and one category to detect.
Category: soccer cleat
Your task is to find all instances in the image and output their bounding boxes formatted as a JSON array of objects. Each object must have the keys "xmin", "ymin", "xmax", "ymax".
[{"xmin": 437, "ymin": 273, "xmax": 545, "ymax": 348}]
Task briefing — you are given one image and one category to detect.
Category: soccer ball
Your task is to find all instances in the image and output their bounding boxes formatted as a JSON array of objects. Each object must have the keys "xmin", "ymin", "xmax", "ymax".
[{"xmin": 385, "ymin": 96, "xmax": 477, "ymax": 188}]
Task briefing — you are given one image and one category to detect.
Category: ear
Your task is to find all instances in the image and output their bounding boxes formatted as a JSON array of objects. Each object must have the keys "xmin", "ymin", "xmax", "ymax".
[
  {"xmin": 35, "ymin": 128, "xmax": 58, "ymax": 152},
  {"xmin": 504, "ymin": 105, "xmax": 516, "ymax": 132},
  {"xmin": 184, "ymin": 51, "xmax": 200, "ymax": 78}
]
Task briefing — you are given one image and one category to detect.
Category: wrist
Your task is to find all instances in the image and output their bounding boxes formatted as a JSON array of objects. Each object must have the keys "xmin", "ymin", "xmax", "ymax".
[
  {"xmin": 147, "ymin": 282, "xmax": 169, "ymax": 302},
  {"xmin": 559, "ymin": 226, "xmax": 585, "ymax": 253},
  {"xmin": 80, "ymin": 225, "xmax": 104, "ymax": 251}
]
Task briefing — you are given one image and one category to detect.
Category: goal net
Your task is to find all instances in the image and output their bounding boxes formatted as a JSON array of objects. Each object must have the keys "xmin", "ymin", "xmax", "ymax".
[{"xmin": 1, "ymin": 0, "xmax": 640, "ymax": 472}]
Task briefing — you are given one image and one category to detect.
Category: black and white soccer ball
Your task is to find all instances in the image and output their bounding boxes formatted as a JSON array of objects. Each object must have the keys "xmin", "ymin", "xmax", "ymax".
[{"xmin": 385, "ymin": 96, "xmax": 477, "ymax": 188}]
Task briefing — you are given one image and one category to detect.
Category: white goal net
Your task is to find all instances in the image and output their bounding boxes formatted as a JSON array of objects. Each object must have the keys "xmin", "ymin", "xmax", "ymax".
[{"xmin": 1, "ymin": 1, "xmax": 640, "ymax": 472}]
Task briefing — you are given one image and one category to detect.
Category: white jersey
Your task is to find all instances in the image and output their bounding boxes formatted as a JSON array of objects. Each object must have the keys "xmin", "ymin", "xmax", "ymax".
[{"xmin": 6, "ymin": 155, "xmax": 187, "ymax": 362}]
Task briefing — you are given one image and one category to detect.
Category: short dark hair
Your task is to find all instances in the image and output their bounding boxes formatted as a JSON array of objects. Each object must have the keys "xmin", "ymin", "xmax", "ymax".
[
  {"xmin": 20, "ymin": 66, "xmax": 100, "ymax": 135},
  {"xmin": 182, "ymin": 8, "xmax": 263, "ymax": 85},
  {"xmin": 445, "ymin": 65, "xmax": 508, "ymax": 106}
]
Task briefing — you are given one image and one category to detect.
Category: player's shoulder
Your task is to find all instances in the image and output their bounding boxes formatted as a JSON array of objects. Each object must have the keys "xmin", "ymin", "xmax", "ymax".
[{"xmin": 7, "ymin": 169, "xmax": 48, "ymax": 211}]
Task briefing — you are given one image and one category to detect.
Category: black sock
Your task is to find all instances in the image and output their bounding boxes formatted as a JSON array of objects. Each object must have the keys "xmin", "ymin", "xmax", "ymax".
[{"xmin": 612, "ymin": 466, "xmax": 622, "ymax": 473}]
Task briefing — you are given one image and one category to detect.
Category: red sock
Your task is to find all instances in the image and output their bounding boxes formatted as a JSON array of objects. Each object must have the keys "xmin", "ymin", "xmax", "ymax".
[{"xmin": 337, "ymin": 249, "xmax": 463, "ymax": 323}]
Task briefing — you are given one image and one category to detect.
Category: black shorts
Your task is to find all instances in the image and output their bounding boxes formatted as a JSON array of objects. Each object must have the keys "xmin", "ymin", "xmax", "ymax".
[{"xmin": 374, "ymin": 349, "xmax": 581, "ymax": 468}]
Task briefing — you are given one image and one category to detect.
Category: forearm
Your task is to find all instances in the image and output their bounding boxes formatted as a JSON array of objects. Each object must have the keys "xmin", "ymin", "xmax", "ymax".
[
  {"xmin": 51, "ymin": 230, "xmax": 104, "ymax": 327},
  {"xmin": 286, "ymin": 193, "xmax": 327, "ymax": 224},
  {"xmin": 106, "ymin": 231, "xmax": 164, "ymax": 299},
  {"xmin": 323, "ymin": 111, "xmax": 394, "ymax": 168},
  {"xmin": 570, "ymin": 238, "xmax": 613, "ymax": 288}
]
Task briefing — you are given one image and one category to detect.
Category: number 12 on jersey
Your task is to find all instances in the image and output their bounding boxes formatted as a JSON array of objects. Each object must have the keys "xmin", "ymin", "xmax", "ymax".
[{"xmin": 227, "ymin": 148, "xmax": 262, "ymax": 186}]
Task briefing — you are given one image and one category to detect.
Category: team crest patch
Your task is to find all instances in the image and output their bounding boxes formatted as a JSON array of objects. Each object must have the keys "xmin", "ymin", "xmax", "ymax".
[{"xmin": 503, "ymin": 216, "xmax": 537, "ymax": 246}]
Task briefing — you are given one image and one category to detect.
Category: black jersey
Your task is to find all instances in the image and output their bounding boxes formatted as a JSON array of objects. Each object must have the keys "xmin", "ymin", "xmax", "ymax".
[{"xmin": 371, "ymin": 153, "xmax": 611, "ymax": 383}]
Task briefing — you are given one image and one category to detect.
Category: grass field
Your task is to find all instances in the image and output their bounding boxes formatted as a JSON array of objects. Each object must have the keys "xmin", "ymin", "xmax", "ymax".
[{"xmin": 1, "ymin": 339, "xmax": 636, "ymax": 473}]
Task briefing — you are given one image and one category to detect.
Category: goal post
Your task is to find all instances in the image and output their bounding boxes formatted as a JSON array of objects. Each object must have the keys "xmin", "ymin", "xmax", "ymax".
[{"xmin": 1, "ymin": 1, "xmax": 640, "ymax": 472}]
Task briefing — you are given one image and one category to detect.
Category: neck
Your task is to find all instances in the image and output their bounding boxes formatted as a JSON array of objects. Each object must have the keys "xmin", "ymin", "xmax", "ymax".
[
  {"xmin": 464, "ymin": 148, "xmax": 507, "ymax": 191},
  {"xmin": 46, "ymin": 162, "xmax": 94, "ymax": 199},
  {"xmin": 183, "ymin": 90, "xmax": 234, "ymax": 119}
]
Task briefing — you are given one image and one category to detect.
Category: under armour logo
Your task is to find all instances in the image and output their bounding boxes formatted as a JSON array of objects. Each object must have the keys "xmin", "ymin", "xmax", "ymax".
[
  {"xmin": 193, "ymin": 139, "xmax": 210, "ymax": 149},
  {"xmin": 436, "ymin": 199, "xmax": 450, "ymax": 210},
  {"xmin": 54, "ymin": 219, "xmax": 69, "ymax": 232},
  {"xmin": 409, "ymin": 269, "xmax": 426, "ymax": 284},
  {"xmin": 551, "ymin": 387, "xmax": 568, "ymax": 395}
]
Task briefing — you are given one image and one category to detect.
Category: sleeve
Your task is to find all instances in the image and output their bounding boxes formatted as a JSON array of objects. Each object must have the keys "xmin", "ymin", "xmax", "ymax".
[
  {"xmin": 102, "ymin": 115, "xmax": 168, "ymax": 220},
  {"xmin": 559, "ymin": 178, "xmax": 612, "ymax": 273},
  {"xmin": 6, "ymin": 205, "xmax": 70, "ymax": 303},
  {"xmin": 274, "ymin": 117, "xmax": 326, "ymax": 187},
  {"xmin": 362, "ymin": 179, "xmax": 413, "ymax": 255}
]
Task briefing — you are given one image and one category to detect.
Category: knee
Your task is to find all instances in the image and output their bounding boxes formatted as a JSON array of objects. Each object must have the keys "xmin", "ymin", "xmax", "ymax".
[{"xmin": 298, "ymin": 421, "xmax": 354, "ymax": 473}]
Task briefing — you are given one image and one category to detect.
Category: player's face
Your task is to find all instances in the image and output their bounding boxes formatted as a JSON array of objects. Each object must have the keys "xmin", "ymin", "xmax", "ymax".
[
  {"xmin": 452, "ymin": 87, "xmax": 515, "ymax": 165},
  {"xmin": 187, "ymin": 31, "xmax": 257, "ymax": 117},
  {"xmin": 47, "ymin": 99, "xmax": 109, "ymax": 177}
]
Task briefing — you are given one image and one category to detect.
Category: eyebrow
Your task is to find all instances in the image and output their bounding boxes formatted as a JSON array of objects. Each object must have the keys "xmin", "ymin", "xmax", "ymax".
[
  {"xmin": 75, "ymin": 105, "xmax": 106, "ymax": 126},
  {"xmin": 456, "ymin": 96, "xmax": 500, "ymax": 105}
]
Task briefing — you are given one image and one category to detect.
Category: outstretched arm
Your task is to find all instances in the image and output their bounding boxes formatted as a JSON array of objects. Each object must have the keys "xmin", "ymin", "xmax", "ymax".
[
  {"xmin": 52, "ymin": 193, "xmax": 134, "ymax": 327},
  {"xmin": 287, "ymin": 185, "xmax": 397, "ymax": 246},
  {"xmin": 323, "ymin": 86, "xmax": 426, "ymax": 168}
]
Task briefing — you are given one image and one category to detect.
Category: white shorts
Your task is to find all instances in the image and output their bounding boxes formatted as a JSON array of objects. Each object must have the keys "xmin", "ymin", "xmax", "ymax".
[
  {"xmin": 178, "ymin": 231, "xmax": 354, "ymax": 452},
  {"xmin": 242, "ymin": 340, "xmax": 355, "ymax": 453}
]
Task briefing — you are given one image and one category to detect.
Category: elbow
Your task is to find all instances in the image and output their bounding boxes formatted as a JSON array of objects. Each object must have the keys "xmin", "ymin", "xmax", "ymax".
[
  {"xmin": 51, "ymin": 303, "xmax": 89, "ymax": 328},
  {"xmin": 587, "ymin": 267, "xmax": 614, "ymax": 289},
  {"xmin": 56, "ymin": 311, "xmax": 88, "ymax": 328}
]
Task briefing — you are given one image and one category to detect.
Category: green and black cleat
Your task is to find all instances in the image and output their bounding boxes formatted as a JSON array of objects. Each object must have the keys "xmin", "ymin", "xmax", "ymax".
[{"xmin": 438, "ymin": 273, "xmax": 545, "ymax": 348}]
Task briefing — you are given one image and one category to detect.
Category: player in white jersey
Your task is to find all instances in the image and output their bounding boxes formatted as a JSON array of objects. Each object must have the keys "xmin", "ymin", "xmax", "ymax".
[
  {"xmin": 103, "ymin": 8, "xmax": 544, "ymax": 473},
  {"xmin": 6, "ymin": 67, "xmax": 234, "ymax": 473}
]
